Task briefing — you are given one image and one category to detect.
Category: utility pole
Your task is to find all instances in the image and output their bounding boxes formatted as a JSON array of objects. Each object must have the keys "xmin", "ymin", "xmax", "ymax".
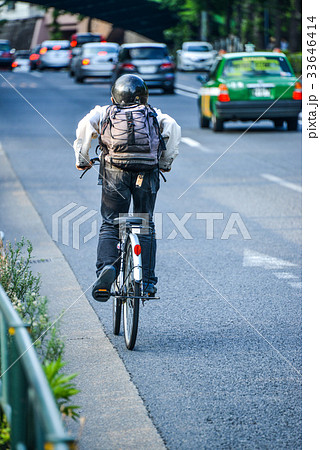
[{"xmin": 200, "ymin": 10, "xmax": 208, "ymax": 41}]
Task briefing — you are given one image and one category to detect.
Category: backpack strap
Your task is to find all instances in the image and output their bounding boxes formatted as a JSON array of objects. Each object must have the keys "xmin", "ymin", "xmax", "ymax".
[{"xmin": 147, "ymin": 105, "xmax": 166, "ymax": 159}]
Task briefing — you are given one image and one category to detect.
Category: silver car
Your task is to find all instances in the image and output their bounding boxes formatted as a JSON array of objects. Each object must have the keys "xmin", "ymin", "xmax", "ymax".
[
  {"xmin": 38, "ymin": 40, "xmax": 71, "ymax": 70},
  {"xmin": 177, "ymin": 41, "xmax": 216, "ymax": 71},
  {"xmin": 73, "ymin": 42, "xmax": 119, "ymax": 83}
]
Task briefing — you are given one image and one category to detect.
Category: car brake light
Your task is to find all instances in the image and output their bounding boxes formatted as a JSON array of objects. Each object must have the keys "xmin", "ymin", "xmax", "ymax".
[
  {"xmin": 82, "ymin": 58, "xmax": 90, "ymax": 65},
  {"xmin": 292, "ymin": 81, "xmax": 302, "ymax": 100},
  {"xmin": 134, "ymin": 244, "xmax": 141, "ymax": 256},
  {"xmin": 121, "ymin": 63, "xmax": 135, "ymax": 70},
  {"xmin": 30, "ymin": 53, "xmax": 40, "ymax": 61},
  {"xmin": 2, "ymin": 52, "xmax": 11, "ymax": 57},
  {"xmin": 218, "ymin": 84, "xmax": 230, "ymax": 102},
  {"xmin": 12, "ymin": 61, "xmax": 18, "ymax": 68},
  {"xmin": 53, "ymin": 45, "xmax": 61, "ymax": 50},
  {"xmin": 40, "ymin": 47, "xmax": 47, "ymax": 55},
  {"xmin": 160, "ymin": 62, "xmax": 174, "ymax": 70},
  {"xmin": 70, "ymin": 40, "xmax": 77, "ymax": 47}
]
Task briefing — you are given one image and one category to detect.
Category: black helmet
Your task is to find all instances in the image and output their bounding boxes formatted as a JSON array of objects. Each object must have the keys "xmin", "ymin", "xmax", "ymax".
[{"xmin": 111, "ymin": 74, "xmax": 149, "ymax": 105}]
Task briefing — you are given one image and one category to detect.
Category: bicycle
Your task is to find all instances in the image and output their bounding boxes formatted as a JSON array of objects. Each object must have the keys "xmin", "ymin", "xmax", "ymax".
[
  {"xmin": 111, "ymin": 216, "xmax": 159, "ymax": 350},
  {"xmin": 80, "ymin": 158, "xmax": 159, "ymax": 350}
]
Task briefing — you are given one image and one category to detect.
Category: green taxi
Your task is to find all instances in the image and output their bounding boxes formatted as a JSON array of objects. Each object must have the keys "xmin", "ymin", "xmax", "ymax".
[{"xmin": 198, "ymin": 52, "xmax": 302, "ymax": 131}]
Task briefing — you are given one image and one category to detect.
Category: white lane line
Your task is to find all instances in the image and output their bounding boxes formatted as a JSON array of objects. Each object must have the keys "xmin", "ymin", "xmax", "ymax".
[
  {"xmin": 274, "ymin": 272, "xmax": 298, "ymax": 279},
  {"xmin": 289, "ymin": 281, "xmax": 302, "ymax": 289},
  {"xmin": 181, "ymin": 137, "xmax": 211, "ymax": 153},
  {"xmin": 175, "ymin": 88, "xmax": 198, "ymax": 99},
  {"xmin": 175, "ymin": 83, "xmax": 198, "ymax": 93},
  {"xmin": 29, "ymin": 72, "xmax": 43, "ymax": 78},
  {"xmin": 261, "ymin": 173, "xmax": 302, "ymax": 193},
  {"xmin": 243, "ymin": 249, "xmax": 296, "ymax": 270}
]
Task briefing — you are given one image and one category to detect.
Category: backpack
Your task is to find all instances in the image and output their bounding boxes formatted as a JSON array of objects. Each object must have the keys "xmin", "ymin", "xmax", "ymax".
[{"xmin": 99, "ymin": 104, "xmax": 166, "ymax": 171}]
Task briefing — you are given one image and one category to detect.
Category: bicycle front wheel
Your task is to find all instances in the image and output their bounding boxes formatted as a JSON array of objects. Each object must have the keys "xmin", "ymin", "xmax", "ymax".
[{"xmin": 123, "ymin": 241, "xmax": 140, "ymax": 350}]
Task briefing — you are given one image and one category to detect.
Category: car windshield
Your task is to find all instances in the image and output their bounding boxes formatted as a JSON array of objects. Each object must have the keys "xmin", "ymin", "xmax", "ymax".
[
  {"xmin": 222, "ymin": 56, "xmax": 293, "ymax": 77},
  {"xmin": 0, "ymin": 43, "xmax": 10, "ymax": 52},
  {"xmin": 186, "ymin": 45, "xmax": 211, "ymax": 52},
  {"xmin": 77, "ymin": 35, "xmax": 101, "ymax": 45},
  {"xmin": 123, "ymin": 47, "xmax": 168, "ymax": 60},
  {"xmin": 15, "ymin": 51, "xmax": 30, "ymax": 59},
  {"xmin": 83, "ymin": 46, "xmax": 118, "ymax": 56}
]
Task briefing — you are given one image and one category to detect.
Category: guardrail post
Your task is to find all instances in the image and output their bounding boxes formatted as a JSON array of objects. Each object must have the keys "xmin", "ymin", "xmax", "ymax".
[{"xmin": 8, "ymin": 328, "xmax": 28, "ymax": 448}]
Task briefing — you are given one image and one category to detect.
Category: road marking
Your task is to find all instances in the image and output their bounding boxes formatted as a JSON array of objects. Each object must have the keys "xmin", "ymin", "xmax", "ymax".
[
  {"xmin": 175, "ymin": 83, "xmax": 198, "ymax": 93},
  {"xmin": 175, "ymin": 88, "xmax": 198, "ymax": 99},
  {"xmin": 289, "ymin": 281, "xmax": 302, "ymax": 289},
  {"xmin": 261, "ymin": 173, "xmax": 302, "ymax": 193},
  {"xmin": 243, "ymin": 249, "xmax": 296, "ymax": 270},
  {"xmin": 274, "ymin": 272, "xmax": 298, "ymax": 279},
  {"xmin": 181, "ymin": 137, "xmax": 211, "ymax": 153},
  {"xmin": 29, "ymin": 72, "xmax": 43, "ymax": 78}
]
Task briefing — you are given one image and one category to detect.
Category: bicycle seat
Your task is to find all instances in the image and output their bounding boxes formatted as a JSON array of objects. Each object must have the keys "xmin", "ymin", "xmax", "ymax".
[{"xmin": 113, "ymin": 217, "xmax": 146, "ymax": 227}]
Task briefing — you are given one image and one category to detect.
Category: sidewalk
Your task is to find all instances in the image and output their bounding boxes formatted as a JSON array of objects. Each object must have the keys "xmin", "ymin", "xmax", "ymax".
[{"xmin": 0, "ymin": 142, "xmax": 165, "ymax": 450}]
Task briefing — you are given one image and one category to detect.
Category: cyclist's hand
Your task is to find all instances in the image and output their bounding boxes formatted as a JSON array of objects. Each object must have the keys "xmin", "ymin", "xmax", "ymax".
[{"xmin": 76, "ymin": 162, "xmax": 92, "ymax": 171}]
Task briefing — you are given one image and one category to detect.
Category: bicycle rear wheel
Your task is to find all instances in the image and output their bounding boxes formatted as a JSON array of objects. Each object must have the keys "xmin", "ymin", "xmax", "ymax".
[{"xmin": 123, "ymin": 241, "xmax": 140, "ymax": 350}]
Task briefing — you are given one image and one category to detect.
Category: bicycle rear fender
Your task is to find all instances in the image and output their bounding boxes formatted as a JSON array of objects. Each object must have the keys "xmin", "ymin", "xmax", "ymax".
[{"xmin": 129, "ymin": 232, "xmax": 143, "ymax": 282}]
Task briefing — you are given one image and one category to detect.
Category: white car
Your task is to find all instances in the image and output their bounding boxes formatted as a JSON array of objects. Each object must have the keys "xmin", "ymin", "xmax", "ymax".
[
  {"xmin": 12, "ymin": 50, "xmax": 30, "ymax": 71},
  {"xmin": 38, "ymin": 40, "xmax": 71, "ymax": 70},
  {"xmin": 177, "ymin": 41, "xmax": 216, "ymax": 71}
]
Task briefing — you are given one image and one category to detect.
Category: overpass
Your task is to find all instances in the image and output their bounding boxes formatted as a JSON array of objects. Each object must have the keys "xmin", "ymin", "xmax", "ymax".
[{"xmin": 26, "ymin": 0, "xmax": 177, "ymax": 41}]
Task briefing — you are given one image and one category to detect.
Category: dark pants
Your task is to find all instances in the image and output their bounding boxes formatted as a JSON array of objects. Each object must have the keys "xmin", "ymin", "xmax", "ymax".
[{"xmin": 96, "ymin": 163, "xmax": 159, "ymax": 285}]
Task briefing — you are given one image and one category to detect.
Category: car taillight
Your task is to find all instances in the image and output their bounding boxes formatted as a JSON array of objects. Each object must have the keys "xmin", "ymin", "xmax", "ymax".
[
  {"xmin": 12, "ymin": 61, "xmax": 18, "ymax": 68},
  {"xmin": 160, "ymin": 62, "xmax": 174, "ymax": 70},
  {"xmin": 70, "ymin": 40, "xmax": 77, "ymax": 47},
  {"xmin": 218, "ymin": 84, "xmax": 230, "ymax": 102},
  {"xmin": 101, "ymin": 37, "xmax": 107, "ymax": 43},
  {"xmin": 30, "ymin": 54, "xmax": 40, "ymax": 61},
  {"xmin": 82, "ymin": 58, "xmax": 90, "ymax": 65},
  {"xmin": 292, "ymin": 81, "xmax": 302, "ymax": 100},
  {"xmin": 2, "ymin": 52, "xmax": 11, "ymax": 57},
  {"xmin": 121, "ymin": 63, "xmax": 135, "ymax": 70},
  {"xmin": 40, "ymin": 47, "xmax": 47, "ymax": 55}
]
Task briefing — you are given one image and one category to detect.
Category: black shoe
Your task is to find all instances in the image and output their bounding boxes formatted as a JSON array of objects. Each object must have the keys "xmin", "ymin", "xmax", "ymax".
[
  {"xmin": 92, "ymin": 265, "xmax": 116, "ymax": 302},
  {"xmin": 143, "ymin": 282, "xmax": 157, "ymax": 297}
]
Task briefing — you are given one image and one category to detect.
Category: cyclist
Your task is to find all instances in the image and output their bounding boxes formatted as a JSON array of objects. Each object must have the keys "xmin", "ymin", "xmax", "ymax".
[{"xmin": 74, "ymin": 74, "xmax": 181, "ymax": 301}]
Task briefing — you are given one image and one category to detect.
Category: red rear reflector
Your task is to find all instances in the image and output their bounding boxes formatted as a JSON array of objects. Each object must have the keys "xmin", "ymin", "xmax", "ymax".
[
  {"xmin": 82, "ymin": 58, "xmax": 90, "ymax": 65},
  {"xmin": 218, "ymin": 83, "xmax": 230, "ymax": 102},
  {"xmin": 53, "ymin": 45, "xmax": 61, "ymax": 50},
  {"xmin": 134, "ymin": 245, "xmax": 141, "ymax": 256},
  {"xmin": 70, "ymin": 40, "xmax": 77, "ymax": 47},
  {"xmin": 40, "ymin": 47, "xmax": 47, "ymax": 55},
  {"xmin": 98, "ymin": 51, "xmax": 108, "ymax": 56}
]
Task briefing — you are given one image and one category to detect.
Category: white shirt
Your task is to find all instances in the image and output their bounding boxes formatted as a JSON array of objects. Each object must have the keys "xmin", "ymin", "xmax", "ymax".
[{"xmin": 74, "ymin": 105, "xmax": 181, "ymax": 171}]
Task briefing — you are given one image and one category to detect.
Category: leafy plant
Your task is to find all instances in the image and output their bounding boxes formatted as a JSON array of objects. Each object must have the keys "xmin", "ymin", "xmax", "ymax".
[
  {"xmin": 0, "ymin": 414, "xmax": 10, "ymax": 448},
  {"xmin": 43, "ymin": 359, "xmax": 80, "ymax": 421}
]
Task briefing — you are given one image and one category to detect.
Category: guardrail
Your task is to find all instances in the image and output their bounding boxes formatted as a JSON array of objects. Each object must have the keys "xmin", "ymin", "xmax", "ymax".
[{"xmin": 0, "ymin": 283, "xmax": 75, "ymax": 449}]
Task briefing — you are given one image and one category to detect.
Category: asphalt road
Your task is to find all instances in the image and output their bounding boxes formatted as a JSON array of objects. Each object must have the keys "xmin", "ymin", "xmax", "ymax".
[{"xmin": 0, "ymin": 69, "xmax": 301, "ymax": 448}]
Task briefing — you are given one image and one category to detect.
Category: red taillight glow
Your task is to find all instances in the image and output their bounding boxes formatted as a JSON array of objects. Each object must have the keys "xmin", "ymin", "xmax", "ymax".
[
  {"xmin": 30, "ymin": 53, "xmax": 40, "ymax": 61},
  {"xmin": 160, "ymin": 62, "xmax": 174, "ymax": 70},
  {"xmin": 98, "ymin": 51, "xmax": 108, "ymax": 56},
  {"xmin": 70, "ymin": 40, "xmax": 77, "ymax": 47},
  {"xmin": 218, "ymin": 84, "xmax": 230, "ymax": 102},
  {"xmin": 134, "ymin": 244, "xmax": 141, "ymax": 256},
  {"xmin": 12, "ymin": 61, "xmax": 18, "ymax": 68},
  {"xmin": 53, "ymin": 45, "xmax": 61, "ymax": 50},
  {"xmin": 82, "ymin": 58, "xmax": 90, "ymax": 65},
  {"xmin": 293, "ymin": 82, "xmax": 302, "ymax": 100},
  {"xmin": 121, "ymin": 63, "xmax": 135, "ymax": 70},
  {"xmin": 40, "ymin": 47, "xmax": 47, "ymax": 55},
  {"xmin": 2, "ymin": 52, "xmax": 11, "ymax": 57}
]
